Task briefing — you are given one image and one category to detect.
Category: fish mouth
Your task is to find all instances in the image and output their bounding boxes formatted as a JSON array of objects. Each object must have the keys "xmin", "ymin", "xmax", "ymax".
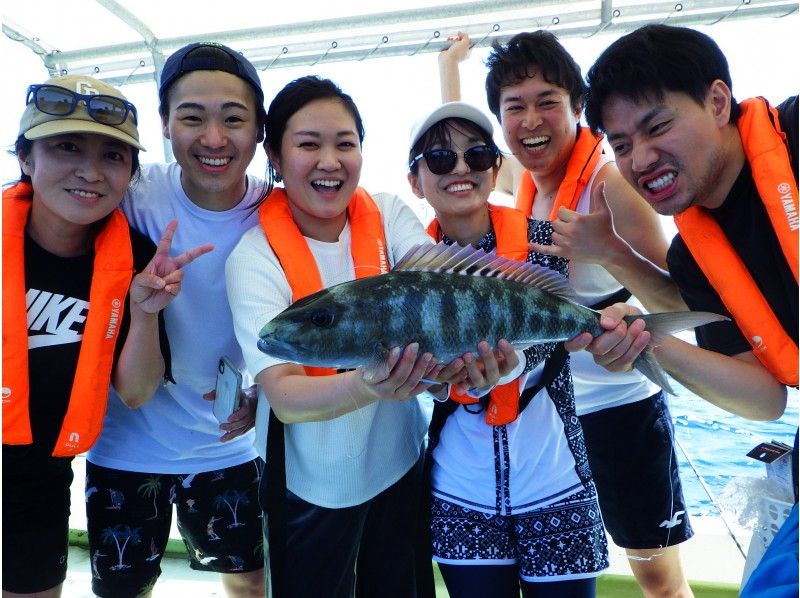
[
  {"xmin": 257, "ymin": 333, "xmax": 295, "ymax": 358},
  {"xmin": 257, "ymin": 329, "xmax": 318, "ymax": 364}
]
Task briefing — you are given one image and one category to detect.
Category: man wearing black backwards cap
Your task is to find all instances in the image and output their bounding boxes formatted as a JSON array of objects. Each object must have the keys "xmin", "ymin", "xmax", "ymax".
[{"xmin": 85, "ymin": 43, "xmax": 267, "ymax": 598}]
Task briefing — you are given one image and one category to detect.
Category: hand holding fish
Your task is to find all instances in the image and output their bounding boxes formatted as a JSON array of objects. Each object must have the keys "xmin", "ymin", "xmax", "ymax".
[
  {"xmin": 454, "ymin": 339, "xmax": 520, "ymax": 393},
  {"xmin": 131, "ymin": 219, "xmax": 214, "ymax": 314},
  {"xmin": 565, "ymin": 303, "xmax": 652, "ymax": 373},
  {"xmin": 416, "ymin": 339, "xmax": 520, "ymax": 394},
  {"xmin": 427, "ymin": 355, "xmax": 468, "ymax": 388},
  {"xmin": 360, "ymin": 343, "xmax": 437, "ymax": 401},
  {"xmin": 255, "ymin": 349, "xmax": 439, "ymax": 425}
]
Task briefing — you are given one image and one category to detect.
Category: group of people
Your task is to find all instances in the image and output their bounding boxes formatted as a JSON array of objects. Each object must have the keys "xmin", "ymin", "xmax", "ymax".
[{"xmin": 3, "ymin": 20, "xmax": 796, "ymax": 598}]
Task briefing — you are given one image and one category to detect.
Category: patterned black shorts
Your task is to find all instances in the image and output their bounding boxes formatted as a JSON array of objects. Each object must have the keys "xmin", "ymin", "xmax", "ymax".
[
  {"xmin": 431, "ymin": 485, "xmax": 609, "ymax": 581},
  {"xmin": 86, "ymin": 459, "xmax": 264, "ymax": 598}
]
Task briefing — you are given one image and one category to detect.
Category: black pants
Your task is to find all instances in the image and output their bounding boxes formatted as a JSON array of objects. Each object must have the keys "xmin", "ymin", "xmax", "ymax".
[
  {"xmin": 438, "ymin": 564, "xmax": 596, "ymax": 598},
  {"xmin": 262, "ymin": 452, "xmax": 428, "ymax": 598}
]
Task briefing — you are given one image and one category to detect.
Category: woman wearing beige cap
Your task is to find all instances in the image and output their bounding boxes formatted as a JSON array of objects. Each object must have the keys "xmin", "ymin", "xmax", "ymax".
[{"xmin": 2, "ymin": 74, "xmax": 211, "ymax": 597}]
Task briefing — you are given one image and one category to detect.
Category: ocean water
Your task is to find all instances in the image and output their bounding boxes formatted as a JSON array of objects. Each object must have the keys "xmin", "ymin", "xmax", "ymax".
[{"xmin": 669, "ymin": 384, "xmax": 798, "ymax": 518}]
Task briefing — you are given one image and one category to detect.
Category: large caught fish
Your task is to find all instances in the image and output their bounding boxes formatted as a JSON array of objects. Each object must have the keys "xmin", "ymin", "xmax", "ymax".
[{"xmin": 258, "ymin": 242, "xmax": 726, "ymax": 393}]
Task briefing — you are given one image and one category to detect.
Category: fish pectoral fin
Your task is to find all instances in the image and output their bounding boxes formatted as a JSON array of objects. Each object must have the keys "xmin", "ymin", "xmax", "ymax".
[{"xmin": 361, "ymin": 342, "xmax": 392, "ymax": 383}]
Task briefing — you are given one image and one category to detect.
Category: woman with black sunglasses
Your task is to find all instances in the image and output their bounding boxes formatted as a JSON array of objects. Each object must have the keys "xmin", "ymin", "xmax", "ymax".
[
  {"xmin": 2, "ymin": 74, "xmax": 210, "ymax": 597},
  {"xmin": 407, "ymin": 102, "xmax": 609, "ymax": 598}
]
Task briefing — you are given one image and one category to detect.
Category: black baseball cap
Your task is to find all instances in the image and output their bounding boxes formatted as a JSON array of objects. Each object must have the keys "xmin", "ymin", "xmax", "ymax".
[{"xmin": 158, "ymin": 42, "xmax": 265, "ymax": 107}]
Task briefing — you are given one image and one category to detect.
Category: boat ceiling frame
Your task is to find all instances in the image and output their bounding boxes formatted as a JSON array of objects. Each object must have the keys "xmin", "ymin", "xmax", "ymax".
[{"xmin": 4, "ymin": 0, "xmax": 798, "ymax": 88}]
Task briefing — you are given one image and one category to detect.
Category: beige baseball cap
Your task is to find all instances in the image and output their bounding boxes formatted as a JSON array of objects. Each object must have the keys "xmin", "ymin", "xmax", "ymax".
[{"xmin": 19, "ymin": 74, "xmax": 145, "ymax": 150}]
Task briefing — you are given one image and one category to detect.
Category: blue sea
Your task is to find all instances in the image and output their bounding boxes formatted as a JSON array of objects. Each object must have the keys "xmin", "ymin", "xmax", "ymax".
[{"xmin": 670, "ymin": 384, "xmax": 798, "ymax": 517}]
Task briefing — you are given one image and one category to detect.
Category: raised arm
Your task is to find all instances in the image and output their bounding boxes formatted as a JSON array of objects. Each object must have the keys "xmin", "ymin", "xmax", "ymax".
[
  {"xmin": 437, "ymin": 31, "xmax": 521, "ymax": 197},
  {"xmin": 438, "ymin": 31, "xmax": 471, "ymax": 102},
  {"xmin": 113, "ymin": 220, "xmax": 213, "ymax": 408}
]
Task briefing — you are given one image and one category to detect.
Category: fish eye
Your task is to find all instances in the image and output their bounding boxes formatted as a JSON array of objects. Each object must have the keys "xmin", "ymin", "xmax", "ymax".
[{"xmin": 310, "ymin": 309, "xmax": 335, "ymax": 328}]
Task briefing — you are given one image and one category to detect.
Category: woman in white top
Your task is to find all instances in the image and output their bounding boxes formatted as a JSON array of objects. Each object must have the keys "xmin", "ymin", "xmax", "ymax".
[{"xmin": 226, "ymin": 75, "xmax": 517, "ymax": 598}]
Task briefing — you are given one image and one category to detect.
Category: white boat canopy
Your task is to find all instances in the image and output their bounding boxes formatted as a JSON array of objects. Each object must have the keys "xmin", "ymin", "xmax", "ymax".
[{"xmin": 4, "ymin": 0, "xmax": 798, "ymax": 87}]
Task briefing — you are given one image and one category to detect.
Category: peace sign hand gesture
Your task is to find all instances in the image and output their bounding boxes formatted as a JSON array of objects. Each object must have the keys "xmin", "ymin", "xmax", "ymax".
[{"xmin": 130, "ymin": 219, "xmax": 214, "ymax": 314}]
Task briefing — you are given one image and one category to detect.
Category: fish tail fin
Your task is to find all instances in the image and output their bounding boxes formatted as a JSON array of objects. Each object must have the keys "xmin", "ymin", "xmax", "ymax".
[
  {"xmin": 625, "ymin": 311, "xmax": 729, "ymax": 395},
  {"xmin": 628, "ymin": 311, "xmax": 729, "ymax": 345}
]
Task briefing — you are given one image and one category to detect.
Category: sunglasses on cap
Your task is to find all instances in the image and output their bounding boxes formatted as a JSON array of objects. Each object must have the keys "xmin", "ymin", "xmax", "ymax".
[
  {"xmin": 26, "ymin": 84, "xmax": 139, "ymax": 126},
  {"xmin": 409, "ymin": 145, "xmax": 498, "ymax": 175}
]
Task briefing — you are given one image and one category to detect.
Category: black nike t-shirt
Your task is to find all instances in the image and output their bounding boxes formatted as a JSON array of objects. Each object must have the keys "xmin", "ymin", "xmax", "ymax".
[{"xmin": 2, "ymin": 223, "xmax": 167, "ymax": 532}]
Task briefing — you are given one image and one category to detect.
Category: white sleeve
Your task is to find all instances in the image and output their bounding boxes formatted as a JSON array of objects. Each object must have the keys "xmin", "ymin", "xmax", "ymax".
[{"xmin": 225, "ymin": 226, "xmax": 293, "ymax": 379}]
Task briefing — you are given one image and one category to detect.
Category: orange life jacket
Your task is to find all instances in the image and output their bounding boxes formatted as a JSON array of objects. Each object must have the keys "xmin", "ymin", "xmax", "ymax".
[
  {"xmin": 427, "ymin": 204, "xmax": 530, "ymax": 425},
  {"xmin": 2, "ymin": 182, "xmax": 134, "ymax": 456},
  {"xmin": 515, "ymin": 126, "xmax": 604, "ymax": 219},
  {"xmin": 673, "ymin": 97, "xmax": 799, "ymax": 386},
  {"xmin": 258, "ymin": 187, "xmax": 389, "ymax": 377}
]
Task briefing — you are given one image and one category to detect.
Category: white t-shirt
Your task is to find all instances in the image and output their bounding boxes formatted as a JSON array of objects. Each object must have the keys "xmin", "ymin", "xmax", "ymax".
[
  {"xmin": 88, "ymin": 162, "xmax": 261, "ymax": 473},
  {"xmin": 226, "ymin": 191, "xmax": 431, "ymax": 508},
  {"xmin": 432, "ymin": 361, "xmax": 585, "ymax": 514}
]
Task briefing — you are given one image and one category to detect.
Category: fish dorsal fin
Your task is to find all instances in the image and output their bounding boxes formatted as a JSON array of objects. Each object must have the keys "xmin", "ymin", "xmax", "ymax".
[{"xmin": 395, "ymin": 241, "xmax": 574, "ymax": 301}]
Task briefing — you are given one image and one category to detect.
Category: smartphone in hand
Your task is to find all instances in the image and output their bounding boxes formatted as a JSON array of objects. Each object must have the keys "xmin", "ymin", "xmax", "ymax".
[{"xmin": 213, "ymin": 356, "xmax": 243, "ymax": 424}]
